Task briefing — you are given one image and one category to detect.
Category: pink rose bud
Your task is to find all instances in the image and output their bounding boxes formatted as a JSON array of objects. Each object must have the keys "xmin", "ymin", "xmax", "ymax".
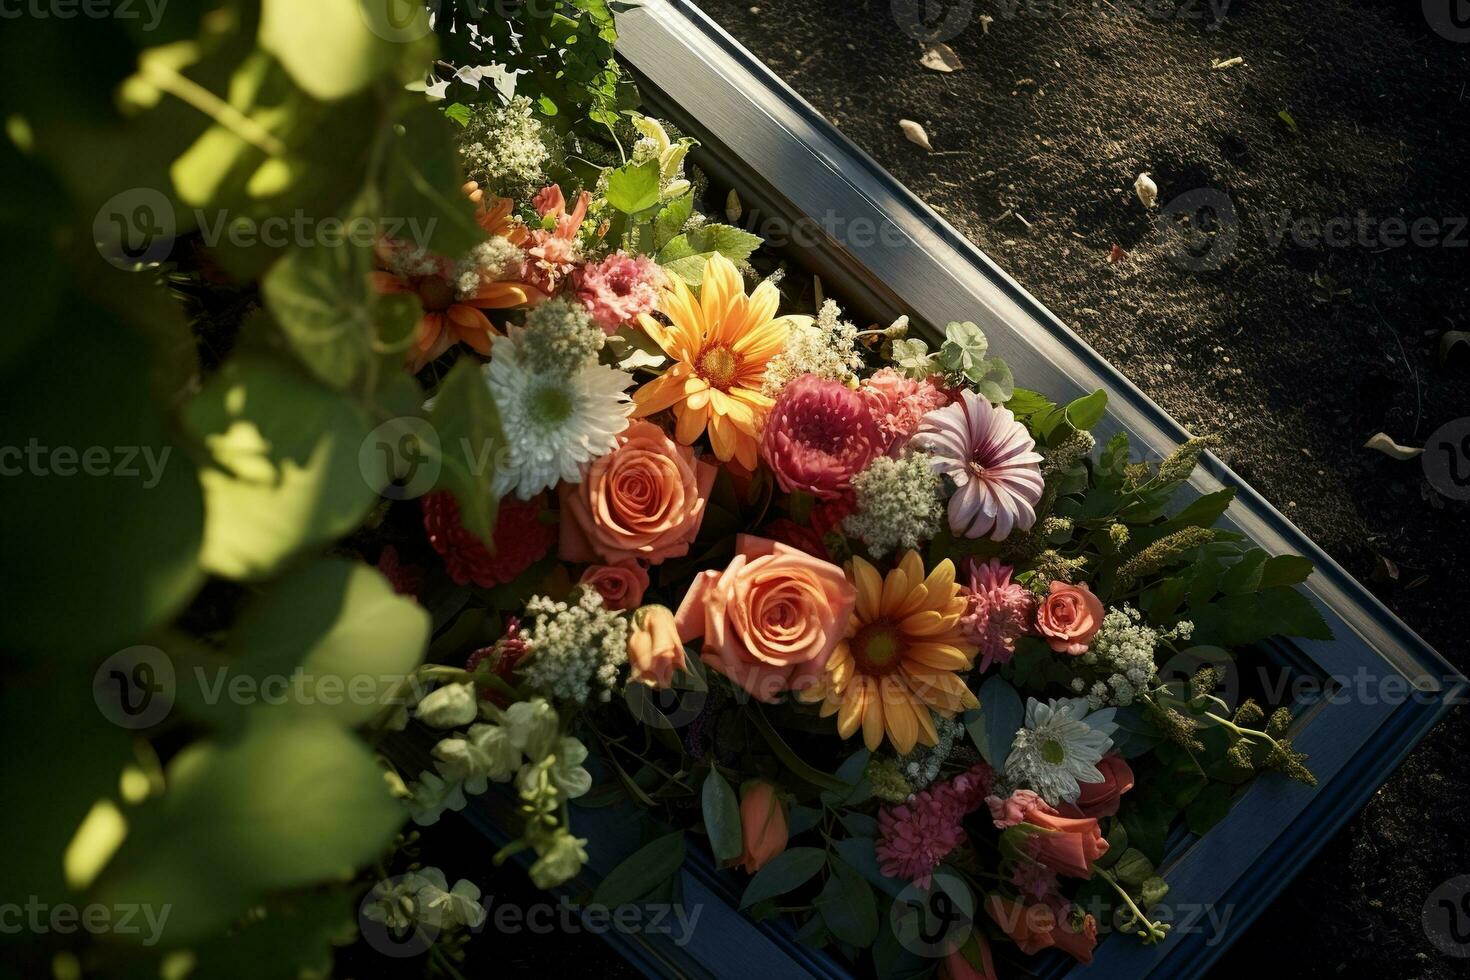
[
  {"xmin": 737, "ymin": 780, "xmax": 789, "ymax": 873},
  {"xmin": 1035, "ymin": 581, "xmax": 1105, "ymax": 655},
  {"xmin": 627, "ymin": 605, "xmax": 686, "ymax": 689}
]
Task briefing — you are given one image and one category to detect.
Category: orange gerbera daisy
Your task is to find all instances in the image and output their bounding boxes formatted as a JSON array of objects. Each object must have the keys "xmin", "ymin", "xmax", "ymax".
[
  {"xmin": 632, "ymin": 253, "xmax": 810, "ymax": 470},
  {"xmin": 798, "ymin": 551, "xmax": 980, "ymax": 753},
  {"xmin": 374, "ymin": 186, "xmax": 541, "ymax": 370}
]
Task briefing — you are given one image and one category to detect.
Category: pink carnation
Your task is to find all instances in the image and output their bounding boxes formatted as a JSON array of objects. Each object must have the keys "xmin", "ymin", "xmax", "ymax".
[
  {"xmin": 876, "ymin": 763, "xmax": 994, "ymax": 888},
  {"xmin": 574, "ymin": 251, "xmax": 665, "ymax": 333},
  {"xmin": 524, "ymin": 185, "xmax": 590, "ymax": 293},
  {"xmin": 961, "ymin": 558, "xmax": 1037, "ymax": 671},
  {"xmin": 759, "ymin": 374, "xmax": 883, "ymax": 500},
  {"xmin": 859, "ymin": 368, "xmax": 951, "ymax": 454}
]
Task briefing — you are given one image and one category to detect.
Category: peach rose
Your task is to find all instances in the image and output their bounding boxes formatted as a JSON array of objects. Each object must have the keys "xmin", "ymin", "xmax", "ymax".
[
  {"xmin": 675, "ymin": 535, "xmax": 857, "ymax": 702},
  {"xmin": 1024, "ymin": 808, "xmax": 1109, "ymax": 879},
  {"xmin": 579, "ymin": 561, "xmax": 649, "ymax": 611},
  {"xmin": 559, "ymin": 420, "xmax": 717, "ymax": 566},
  {"xmin": 1035, "ymin": 581, "xmax": 1105, "ymax": 655},
  {"xmin": 628, "ymin": 605, "xmax": 687, "ymax": 689}
]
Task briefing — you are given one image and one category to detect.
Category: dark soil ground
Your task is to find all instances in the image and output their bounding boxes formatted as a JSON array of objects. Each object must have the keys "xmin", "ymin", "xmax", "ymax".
[{"xmin": 682, "ymin": 0, "xmax": 1470, "ymax": 976}]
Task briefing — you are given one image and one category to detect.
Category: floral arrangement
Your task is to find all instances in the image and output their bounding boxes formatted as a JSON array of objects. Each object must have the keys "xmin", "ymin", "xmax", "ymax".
[
  {"xmin": 14, "ymin": 3, "xmax": 1334, "ymax": 976},
  {"xmin": 377, "ymin": 88, "xmax": 1332, "ymax": 975}
]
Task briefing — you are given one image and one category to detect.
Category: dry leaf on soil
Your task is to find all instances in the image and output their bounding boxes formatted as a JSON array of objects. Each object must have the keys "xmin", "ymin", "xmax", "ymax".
[{"xmin": 1363, "ymin": 432, "xmax": 1422, "ymax": 460}]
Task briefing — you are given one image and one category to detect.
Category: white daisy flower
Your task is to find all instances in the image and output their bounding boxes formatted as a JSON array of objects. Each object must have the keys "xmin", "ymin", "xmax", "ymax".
[
  {"xmin": 486, "ymin": 327, "xmax": 633, "ymax": 499},
  {"xmin": 1004, "ymin": 697, "xmax": 1118, "ymax": 806}
]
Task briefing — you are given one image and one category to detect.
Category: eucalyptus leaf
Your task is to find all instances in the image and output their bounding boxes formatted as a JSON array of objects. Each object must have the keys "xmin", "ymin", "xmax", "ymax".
[
  {"xmin": 591, "ymin": 830, "xmax": 686, "ymax": 907},
  {"xmin": 816, "ymin": 857, "xmax": 879, "ymax": 947},
  {"xmin": 965, "ymin": 675, "xmax": 1024, "ymax": 767},
  {"xmin": 701, "ymin": 769, "xmax": 743, "ymax": 863},
  {"xmin": 739, "ymin": 847, "xmax": 826, "ymax": 909}
]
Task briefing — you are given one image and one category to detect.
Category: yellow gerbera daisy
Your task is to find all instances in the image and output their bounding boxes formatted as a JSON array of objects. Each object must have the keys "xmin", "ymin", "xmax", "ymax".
[
  {"xmin": 798, "ymin": 551, "xmax": 980, "ymax": 753},
  {"xmin": 632, "ymin": 253, "xmax": 811, "ymax": 470}
]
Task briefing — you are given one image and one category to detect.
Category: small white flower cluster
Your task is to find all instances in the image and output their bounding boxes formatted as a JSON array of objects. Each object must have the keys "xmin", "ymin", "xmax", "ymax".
[
  {"xmin": 519, "ymin": 588, "xmax": 630, "ymax": 704},
  {"xmin": 362, "ymin": 867, "xmax": 486, "ymax": 933},
  {"xmin": 404, "ymin": 697, "xmax": 593, "ymax": 888},
  {"xmin": 761, "ymin": 300, "xmax": 865, "ymax": 396},
  {"xmin": 458, "ymin": 96, "xmax": 551, "ymax": 198},
  {"xmin": 842, "ymin": 452, "xmax": 944, "ymax": 557},
  {"xmin": 1069, "ymin": 606, "xmax": 1191, "ymax": 708},
  {"xmin": 899, "ymin": 712, "xmax": 965, "ymax": 789},
  {"xmin": 453, "ymin": 236, "xmax": 524, "ymax": 300},
  {"xmin": 519, "ymin": 297, "xmax": 605, "ymax": 374},
  {"xmin": 383, "ymin": 243, "xmax": 441, "ymax": 281}
]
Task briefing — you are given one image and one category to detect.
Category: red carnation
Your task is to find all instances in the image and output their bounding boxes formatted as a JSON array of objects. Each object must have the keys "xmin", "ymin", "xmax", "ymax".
[
  {"xmin": 422, "ymin": 491, "xmax": 554, "ymax": 587},
  {"xmin": 759, "ymin": 374, "xmax": 883, "ymax": 500}
]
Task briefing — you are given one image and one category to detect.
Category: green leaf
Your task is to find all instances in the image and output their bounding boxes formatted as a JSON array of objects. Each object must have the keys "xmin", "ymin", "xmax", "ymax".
[
  {"xmin": 1140, "ymin": 876, "xmax": 1170, "ymax": 909},
  {"xmin": 1113, "ymin": 848, "xmax": 1155, "ymax": 887},
  {"xmin": 739, "ymin": 847, "xmax": 826, "ymax": 909},
  {"xmin": 428, "ymin": 357, "xmax": 505, "ymax": 545},
  {"xmin": 262, "ymin": 223, "xmax": 419, "ymax": 389},
  {"xmin": 188, "ymin": 889, "xmax": 356, "ymax": 980},
  {"xmin": 381, "ymin": 104, "xmax": 484, "ymax": 261},
  {"xmin": 1119, "ymin": 793, "xmax": 1174, "ymax": 865},
  {"xmin": 183, "ymin": 357, "xmax": 376, "ymax": 580},
  {"xmin": 965, "ymin": 675, "xmax": 1024, "ymax": 767},
  {"xmin": 1258, "ymin": 554, "xmax": 1315, "ymax": 589},
  {"xmin": 1219, "ymin": 549, "xmax": 1268, "ymax": 595},
  {"xmin": 592, "ymin": 830, "xmax": 686, "ymax": 907},
  {"xmin": 657, "ymin": 224, "xmax": 764, "ymax": 284},
  {"xmin": 91, "ymin": 717, "xmax": 405, "ymax": 945},
  {"xmin": 1007, "ymin": 387, "xmax": 1055, "ymax": 418},
  {"xmin": 259, "ymin": 0, "xmax": 399, "ymax": 101},
  {"xmin": 654, "ymin": 193, "xmax": 694, "ymax": 249},
  {"xmin": 187, "ymin": 558, "xmax": 430, "ymax": 729},
  {"xmin": 1187, "ymin": 587, "xmax": 1333, "ymax": 646},
  {"xmin": 0, "ymin": 317, "xmax": 203, "ymax": 660},
  {"xmin": 701, "ymin": 769, "xmax": 743, "ymax": 864},
  {"xmin": 1184, "ymin": 783, "xmax": 1234, "ymax": 836},
  {"xmin": 1170, "ymin": 487, "xmax": 1236, "ymax": 529},
  {"xmin": 748, "ymin": 707, "xmax": 849, "ymax": 792},
  {"xmin": 606, "ymin": 159, "xmax": 662, "ymax": 214},
  {"xmin": 1110, "ymin": 705, "xmax": 1162, "ymax": 759},
  {"xmin": 1065, "ymin": 389, "xmax": 1108, "ymax": 431},
  {"xmin": 442, "ymin": 102, "xmax": 472, "ymax": 127},
  {"xmin": 817, "ymin": 857, "xmax": 880, "ymax": 947}
]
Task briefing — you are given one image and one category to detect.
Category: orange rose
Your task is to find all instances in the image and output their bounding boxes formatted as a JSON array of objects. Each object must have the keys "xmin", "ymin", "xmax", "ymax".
[
  {"xmin": 984, "ymin": 896, "xmax": 1095, "ymax": 963},
  {"xmin": 1035, "ymin": 581, "xmax": 1105, "ymax": 655},
  {"xmin": 628, "ymin": 605, "xmax": 687, "ymax": 689},
  {"xmin": 737, "ymin": 780, "xmax": 789, "ymax": 873},
  {"xmin": 675, "ymin": 535, "xmax": 857, "ymax": 702},
  {"xmin": 559, "ymin": 420, "xmax": 717, "ymax": 566},
  {"xmin": 579, "ymin": 561, "xmax": 649, "ymax": 611}
]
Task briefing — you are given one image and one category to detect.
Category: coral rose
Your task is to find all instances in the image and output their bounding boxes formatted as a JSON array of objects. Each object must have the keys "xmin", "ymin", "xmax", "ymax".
[
  {"xmin": 1035, "ymin": 581, "xmax": 1105, "ymax": 655},
  {"xmin": 675, "ymin": 535, "xmax": 857, "ymax": 702},
  {"xmin": 578, "ymin": 561, "xmax": 649, "ymax": 611},
  {"xmin": 559, "ymin": 420, "xmax": 717, "ymax": 566},
  {"xmin": 759, "ymin": 374, "xmax": 883, "ymax": 500},
  {"xmin": 1023, "ymin": 809, "xmax": 1109, "ymax": 879},
  {"xmin": 1057, "ymin": 753, "xmax": 1134, "ymax": 819},
  {"xmin": 940, "ymin": 936, "xmax": 997, "ymax": 980},
  {"xmin": 737, "ymin": 780, "xmax": 789, "ymax": 873},
  {"xmin": 628, "ymin": 605, "xmax": 687, "ymax": 689}
]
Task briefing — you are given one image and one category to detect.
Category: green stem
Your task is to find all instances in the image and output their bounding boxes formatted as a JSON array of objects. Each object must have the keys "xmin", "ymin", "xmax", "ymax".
[{"xmin": 1095, "ymin": 869, "xmax": 1169, "ymax": 945}]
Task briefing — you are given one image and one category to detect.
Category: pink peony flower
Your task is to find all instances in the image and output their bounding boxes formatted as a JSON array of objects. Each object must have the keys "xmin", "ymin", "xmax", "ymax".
[
  {"xmin": 961, "ymin": 558, "xmax": 1037, "ymax": 671},
  {"xmin": 912, "ymin": 389, "xmax": 1044, "ymax": 540},
  {"xmin": 575, "ymin": 251, "xmax": 665, "ymax": 333},
  {"xmin": 876, "ymin": 763, "xmax": 994, "ymax": 888},
  {"xmin": 759, "ymin": 374, "xmax": 883, "ymax": 500},
  {"xmin": 859, "ymin": 368, "xmax": 951, "ymax": 454}
]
